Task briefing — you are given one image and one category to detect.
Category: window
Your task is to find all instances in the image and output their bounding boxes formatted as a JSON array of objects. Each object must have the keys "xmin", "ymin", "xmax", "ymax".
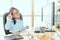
[
  {"xmin": 48, "ymin": 0, "xmax": 56, "ymax": 4},
  {"xmin": 0, "ymin": 0, "xmax": 11, "ymax": 15}
]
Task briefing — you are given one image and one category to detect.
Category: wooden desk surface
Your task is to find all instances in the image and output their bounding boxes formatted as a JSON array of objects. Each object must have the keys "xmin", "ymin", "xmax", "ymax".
[
  {"xmin": 37, "ymin": 32, "xmax": 55, "ymax": 40},
  {"xmin": 18, "ymin": 32, "xmax": 55, "ymax": 40}
]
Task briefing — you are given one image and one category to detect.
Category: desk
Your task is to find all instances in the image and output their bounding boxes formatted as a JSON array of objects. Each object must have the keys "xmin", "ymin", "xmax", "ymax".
[
  {"xmin": 19, "ymin": 32, "xmax": 55, "ymax": 40},
  {"xmin": 36, "ymin": 32, "xmax": 55, "ymax": 40}
]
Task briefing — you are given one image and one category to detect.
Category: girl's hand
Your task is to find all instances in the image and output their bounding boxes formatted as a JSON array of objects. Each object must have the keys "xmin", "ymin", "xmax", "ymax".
[
  {"xmin": 26, "ymin": 25, "xmax": 29, "ymax": 29},
  {"xmin": 7, "ymin": 14, "xmax": 13, "ymax": 19}
]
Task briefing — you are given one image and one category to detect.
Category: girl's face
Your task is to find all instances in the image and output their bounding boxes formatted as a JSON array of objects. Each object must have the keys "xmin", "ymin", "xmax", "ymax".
[
  {"xmin": 13, "ymin": 12, "xmax": 20, "ymax": 19},
  {"xmin": 12, "ymin": 9, "xmax": 18, "ymax": 15},
  {"xmin": 12, "ymin": 9, "xmax": 20, "ymax": 19}
]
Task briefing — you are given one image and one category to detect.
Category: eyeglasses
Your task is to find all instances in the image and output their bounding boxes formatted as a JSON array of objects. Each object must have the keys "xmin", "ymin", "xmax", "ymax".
[{"xmin": 13, "ymin": 11, "xmax": 18, "ymax": 15}]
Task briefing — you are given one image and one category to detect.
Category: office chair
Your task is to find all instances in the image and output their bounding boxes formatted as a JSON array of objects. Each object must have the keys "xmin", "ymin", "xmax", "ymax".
[{"xmin": 3, "ymin": 12, "xmax": 11, "ymax": 35}]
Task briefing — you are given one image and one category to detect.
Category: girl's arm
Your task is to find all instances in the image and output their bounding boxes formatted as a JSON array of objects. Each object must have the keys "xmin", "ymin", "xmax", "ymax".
[
  {"xmin": 21, "ymin": 21, "xmax": 29, "ymax": 31},
  {"xmin": 5, "ymin": 17, "xmax": 13, "ymax": 30}
]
